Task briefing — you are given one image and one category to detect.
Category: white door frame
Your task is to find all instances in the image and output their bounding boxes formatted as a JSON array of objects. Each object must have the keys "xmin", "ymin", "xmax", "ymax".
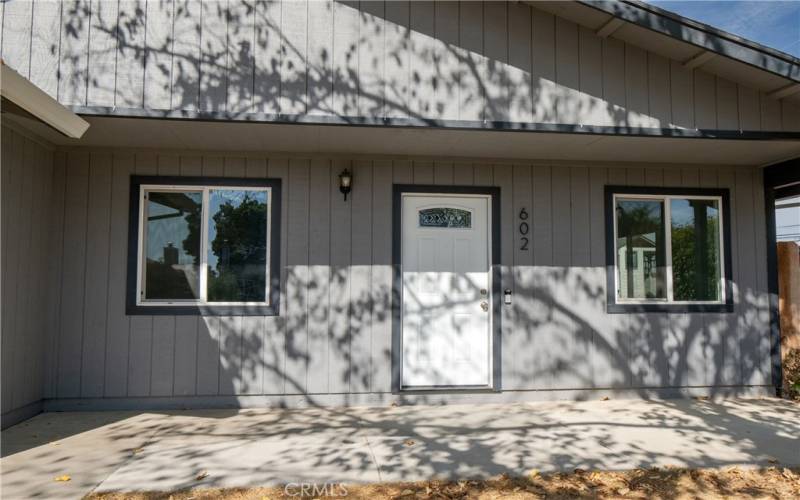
[{"xmin": 391, "ymin": 185, "xmax": 501, "ymax": 393}]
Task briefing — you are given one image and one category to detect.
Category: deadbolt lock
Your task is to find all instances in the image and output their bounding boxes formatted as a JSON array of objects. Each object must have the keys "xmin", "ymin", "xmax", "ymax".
[{"xmin": 480, "ymin": 288, "xmax": 488, "ymax": 296}]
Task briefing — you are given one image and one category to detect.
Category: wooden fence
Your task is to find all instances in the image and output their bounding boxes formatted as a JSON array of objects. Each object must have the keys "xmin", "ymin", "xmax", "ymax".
[{"xmin": 778, "ymin": 242, "xmax": 800, "ymax": 357}]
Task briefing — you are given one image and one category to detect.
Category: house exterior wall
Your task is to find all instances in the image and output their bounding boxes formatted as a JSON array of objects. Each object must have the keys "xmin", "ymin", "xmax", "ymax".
[
  {"xmin": 2, "ymin": 0, "xmax": 798, "ymax": 133},
  {"xmin": 1, "ymin": 125, "xmax": 56, "ymax": 427},
  {"xmin": 40, "ymin": 148, "xmax": 774, "ymax": 409}
]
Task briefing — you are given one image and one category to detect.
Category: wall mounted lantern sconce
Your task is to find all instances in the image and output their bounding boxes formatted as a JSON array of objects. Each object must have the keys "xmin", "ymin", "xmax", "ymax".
[{"xmin": 339, "ymin": 168, "xmax": 352, "ymax": 201}]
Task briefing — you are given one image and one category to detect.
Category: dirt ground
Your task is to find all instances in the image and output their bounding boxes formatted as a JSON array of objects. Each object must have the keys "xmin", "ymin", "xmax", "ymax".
[{"xmin": 86, "ymin": 466, "xmax": 800, "ymax": 499}]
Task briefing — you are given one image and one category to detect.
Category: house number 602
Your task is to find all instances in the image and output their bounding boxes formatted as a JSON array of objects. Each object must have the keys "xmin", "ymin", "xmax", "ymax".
[{"xmin": 519, "ymin": 208, "xmax": 530, "ymax": 251}]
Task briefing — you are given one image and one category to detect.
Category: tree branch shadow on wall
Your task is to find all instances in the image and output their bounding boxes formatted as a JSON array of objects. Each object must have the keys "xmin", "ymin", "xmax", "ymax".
[{"xmin": 14, "ymin": 0, "xmax": 786, "ymax": 492}]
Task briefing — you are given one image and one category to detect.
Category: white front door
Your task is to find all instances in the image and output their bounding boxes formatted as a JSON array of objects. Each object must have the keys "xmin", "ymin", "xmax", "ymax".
[{"xmin": 401, "ymin": 193, "xmax": 492, "ymax": 388}]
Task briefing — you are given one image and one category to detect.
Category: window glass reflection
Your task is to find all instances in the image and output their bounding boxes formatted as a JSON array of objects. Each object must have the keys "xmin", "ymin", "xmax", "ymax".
[
  {"xmin": 207, "ymin": 189, "xmax": 269, "ymax": 302},
  {"xmin": 144, "ymin": 191, "xmax": 202, "ymax": 300},
  {"xmin": 616, "ymin": 199, "xmax": 667, "ymax": 300},
  {"xmin": 671, "ymin": 198, "xmax": 721, "ymax": 301}
]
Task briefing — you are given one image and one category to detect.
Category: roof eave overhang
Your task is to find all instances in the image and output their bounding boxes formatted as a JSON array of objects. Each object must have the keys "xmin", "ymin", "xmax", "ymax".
[
  {"xmin": 1, "ymin": 61, "xmax": 90, "ymax": 139},
  {"xmin": 578, "ymin": 0, "xmax": 800, "ymax": 83}
]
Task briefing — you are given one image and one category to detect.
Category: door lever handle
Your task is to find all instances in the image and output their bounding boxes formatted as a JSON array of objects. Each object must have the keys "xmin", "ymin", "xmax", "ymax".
[{"xmin": 480, "ymin": 301, "xmax": 489, "ymax": 312}]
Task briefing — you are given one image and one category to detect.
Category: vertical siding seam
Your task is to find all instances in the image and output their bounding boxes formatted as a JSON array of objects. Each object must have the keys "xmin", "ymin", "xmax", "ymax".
[
  {"xmin": 645, "ymin": 51, "xmax": 650, "ymax": 119},
  {"xmin": 84, "ymin": 0, "xmax": 93, "ymax": 105},
  {"xmin": 12, "ymin": 138, "xmax": 32, "ymax": 407},
  {"xmin": 735, "ymin": 82, "xmax": 741, "ymax": 131},
  {"xmin": 347, "ymin": 159, "xmax": 353, "ymax": 393},
  {"xmin": 98, "ymin": 154, "xmax": 113, "ymax": 397},
  {"xmin": 27, "ymin": 0, "xmax": 35, "ymax": 79},
  {"xmin": 277, "ymin": 0, "xmax": 283, "ymax": 114},
  {"xmin": 304, "ymin": 0, "xmax": 309, "ymax": 114},
  {"xmin": 664, "ymin": 54, "xmax": 671, "ymax": 126},
  {"xmin": 622, "ymin": 42, "xmax": 627, "ymax": 117},
  {"xmin": 223, "ymin": 0, "xmax": 229, "ymax": 113},
  {"xmin": 691, "ymin": 68, "xmax": 696, "ymax": 129},
  {"xmin": 713, "ymin": 75, "xmax": 719, "ymax": 129},
  {"xmin": 113, "ymin": 0, "xmax": 121, "ymax": 109},
  {"xmin": 355, "ymin": 0, "xmax": 361, "ymax": 118},
  {"xmin": 304, "ymin": 161, "xmax": 311, "ymax": 392},
  {"xmin": 51, "ymin": 153, "xmax": 67, "ymax": 398},
  {"xmin": 529, "ymin": 3, "xmax": 534, "ymax": 123},
  {"xmin": 326, "ymin": 159, "xmax": 333, "ymax": 393},
  {"xmin": 458, "ymin": 1, "xmax": 462, "ymax": 121},
  {"xmin": 367, "ymin": 161, "xmax": 374, "ymax": 391},
  {"xmin": 529, "ymin": 162, "xmax": 535, "ymax": 264},
  {"xmin": 481, "ymin": 0, "xmax": 486, "ymax": 122},
  {"xmin": 197, "ymin": 0, "xmax": 203, "ymax": 110},
  {"xmin": 250, "ymin": 0, "xmax": 257, "ymax": 114},
  {"xmin": 600, "ymin": 33, "xmax": 605, "ymax": 101},
  {"xmin": 102, "ymin": 153, "xmax": 115, "ymax": 396},
  {"xmin": 55, "ymin": 0, "xmax": 64, "ymax": 103},
  {"xmin": 576, "ymin": 21, "xmax": 581, "ymax": 95},
  {"xmin": 549, "ymin": 163, "xmax": 554, "ymax": 264},
  {"xmin": 77, "ymin": 154, "xmax": 92, "ymax": 396},
  {"xmin": 368, "ymin": 160, "xmax": 375, "ymax": 391},
  {"xmin": 381, "ymin": 1, "xmax": 386, "ymax": 117},
  {"xmin": 168, "ymin": 0, "xmax": 177, "ymax": 110},
  {"xmin": 141, "ymin": 0, "xmax": 149, "ymax": 108}
]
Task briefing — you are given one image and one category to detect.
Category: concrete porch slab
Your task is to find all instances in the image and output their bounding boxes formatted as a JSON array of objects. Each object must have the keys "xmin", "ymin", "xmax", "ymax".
[{"xmin": 1, "ymin": 398, "xmax": 798, "ymax": 498}]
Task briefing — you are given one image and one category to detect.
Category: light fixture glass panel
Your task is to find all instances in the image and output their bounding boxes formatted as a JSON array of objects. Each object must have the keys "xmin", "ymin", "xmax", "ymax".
[
  {"xmin": 615, "ymin": 198, "xmax": 667, "ymax": 300},
  {"xmin": 670, "ymin": 198, "xmax": 722, "ymax": 301},
  {"xmin": 207, "ymin": 189, "xmax": 269, "ymax": 302},
  {"xmin": 144, "ymin": 191, "xmax": 202, "ymax": 300}
]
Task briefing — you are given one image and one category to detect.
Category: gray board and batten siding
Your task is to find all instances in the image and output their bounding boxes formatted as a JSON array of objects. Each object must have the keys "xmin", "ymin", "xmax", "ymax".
[
  {"xmin": 33, "ymin": 150, "xmax": 774, "ymax": 410},
  {"xmin": 1, "ymin": 0, "xmax": 799, "ymax": 134},
  {"xmin": 0, "ymin": 0, "xmax": 784, "ymax": 420},
  {"xmin": 1, "ymin": 126, "xmax": 57, "ymax": 426}
]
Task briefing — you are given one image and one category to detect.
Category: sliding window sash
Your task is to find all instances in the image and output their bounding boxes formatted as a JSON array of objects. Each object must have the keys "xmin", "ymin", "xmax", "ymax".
[
  {"xmin": 127, "ymin": 175, "xmax": 282, "ymax": 316},
  {"xmin": 605, "ymin": 186, "xmax": 732, "ymax": 314}
]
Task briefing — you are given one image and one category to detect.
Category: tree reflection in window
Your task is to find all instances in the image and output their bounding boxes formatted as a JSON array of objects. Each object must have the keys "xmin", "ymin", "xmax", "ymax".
[
  {"xmin": 207, "ymin": 189, "xmax": 269, "ymax": 302},
  {"xmin": 671, "ymin": 198, "xmax": 721, "ymax": 301},
  {"xmin": 419, "ymin": 208, "xmax": 472, "ymax": 228}
]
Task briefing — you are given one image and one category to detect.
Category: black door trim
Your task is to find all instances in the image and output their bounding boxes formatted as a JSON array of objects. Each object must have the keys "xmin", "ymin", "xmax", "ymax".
[{"xmin": 391, "ymin": 185, "xmax": 502, "ymax": 393}]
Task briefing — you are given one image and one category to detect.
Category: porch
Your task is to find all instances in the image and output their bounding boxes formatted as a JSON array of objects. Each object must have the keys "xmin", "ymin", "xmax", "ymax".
[{"xmin": 2, "ymin": 398, "xmax": 798, "ymax": 497}]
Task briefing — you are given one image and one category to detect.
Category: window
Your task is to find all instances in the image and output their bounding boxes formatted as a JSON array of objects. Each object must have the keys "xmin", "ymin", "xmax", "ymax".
[
  {"xmin": 127, "ymin": 176, "xmax": 281, "ymax": 315},
  {"xmin": 605, "ymin": 186, "xmax": 732, "ymax": 313},
  {"xmin": 418, "ymin": 207, "xmax": 472, "ymax": 228}
]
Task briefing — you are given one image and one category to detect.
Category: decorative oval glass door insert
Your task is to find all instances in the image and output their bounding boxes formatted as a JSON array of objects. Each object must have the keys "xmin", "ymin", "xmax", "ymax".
[{"xmin": 418, "ymin": 208, "xmax": 472, "ymax": 228}]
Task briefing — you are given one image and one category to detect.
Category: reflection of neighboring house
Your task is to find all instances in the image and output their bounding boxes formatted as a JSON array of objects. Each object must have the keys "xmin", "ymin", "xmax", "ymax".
[{"xmin": 617, "ymin": 234, "xmax": 658, "ymax": 298}]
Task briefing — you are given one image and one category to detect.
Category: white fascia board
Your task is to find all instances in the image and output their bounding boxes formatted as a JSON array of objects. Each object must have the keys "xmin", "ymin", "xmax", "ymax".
[{"xmin": 1, "ymin": 62, "xmax": 90, "ymax": 138}]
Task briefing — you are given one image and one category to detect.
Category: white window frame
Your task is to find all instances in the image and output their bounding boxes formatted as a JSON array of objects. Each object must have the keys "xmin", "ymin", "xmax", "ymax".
[
  {"xmin": 136, "ymin": 184, "xmax": 273, "ymax": 307},
  {"xmin": 612, "ymin": 193, "xmax": 726, "ymax": 305}
]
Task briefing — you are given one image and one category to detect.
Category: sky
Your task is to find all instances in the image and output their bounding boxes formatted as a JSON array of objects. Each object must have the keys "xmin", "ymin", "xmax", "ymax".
[
  {"xmin": 776, "ymin": 197, "xmax": 800, "ymax": 242},
  {"xmin": 646, "ymin": 2, "xmax": 800, "ymax": 242},
  {"xmin": 648, "ymin": 1, "xmax": 800, "ymax": 57}
]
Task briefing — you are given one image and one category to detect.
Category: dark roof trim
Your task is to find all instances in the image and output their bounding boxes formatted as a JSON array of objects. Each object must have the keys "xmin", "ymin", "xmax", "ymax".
[
  {"xmin": 764, "ymin": 157, "xmax": 800, "ymax": 189},
  {"xmin": 71, "ymin": 105, "xmax": 800, "ymax": 141},
  {"xmin": 579, "ymin": 1, "xmax": 800, "ymax": 83}
]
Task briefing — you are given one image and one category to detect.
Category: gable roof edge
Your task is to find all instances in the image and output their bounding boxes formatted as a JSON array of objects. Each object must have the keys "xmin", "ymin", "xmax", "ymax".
[{"xmin": 579, "ymin": 0, "xmax": 800, "ymax": 84}]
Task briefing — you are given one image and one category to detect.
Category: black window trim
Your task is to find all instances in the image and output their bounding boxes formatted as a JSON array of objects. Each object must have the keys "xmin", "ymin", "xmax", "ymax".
[
  {"xmin": 605, "ymin": 185, "xmax": 734, "ymax": 314},
  {"xmin": 126, "ymin": 175, "xmax": 282, "ymax": 316}
]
